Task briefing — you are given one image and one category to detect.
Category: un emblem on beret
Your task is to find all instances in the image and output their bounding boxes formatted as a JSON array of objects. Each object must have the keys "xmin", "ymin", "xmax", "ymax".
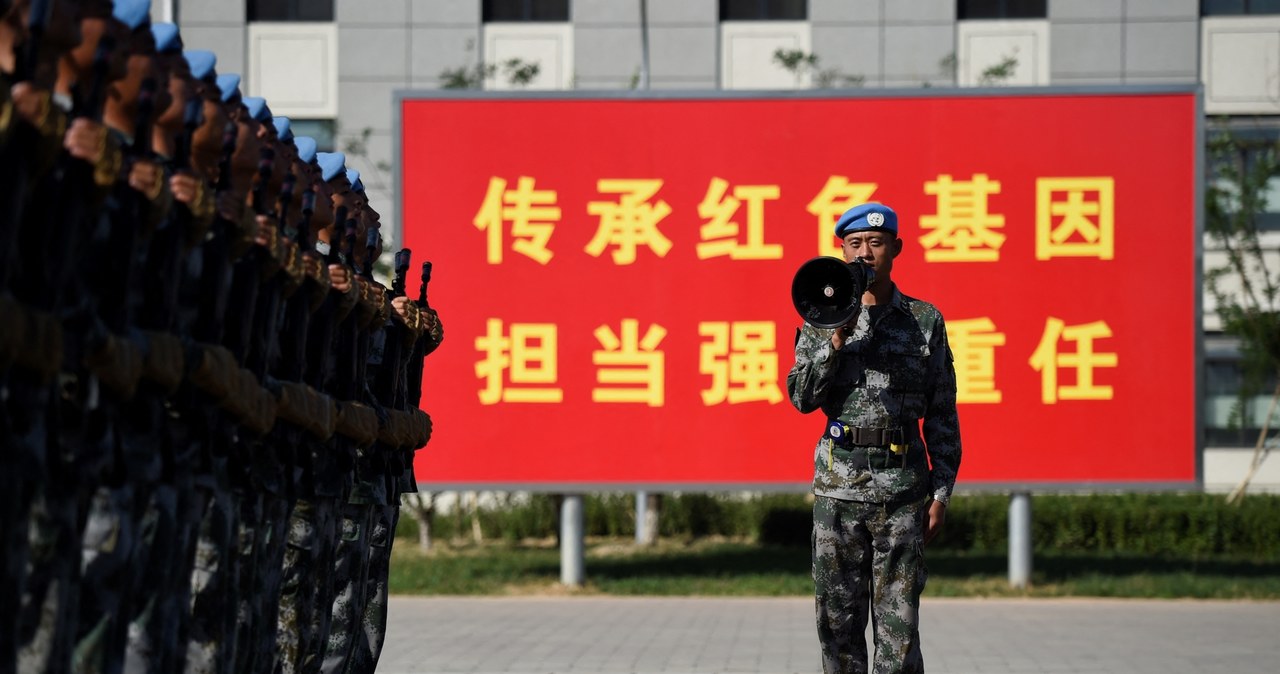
[{"xmin": 867, "ymin": 212, "xmax": 884, "ymax": 227}]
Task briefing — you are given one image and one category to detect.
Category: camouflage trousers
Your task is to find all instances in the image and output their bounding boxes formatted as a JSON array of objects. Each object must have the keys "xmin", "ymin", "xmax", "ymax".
[
  {"xmin": 319, "ymin": 503, "xmax": 372, "ymax": 674},
  {"xmin": 344, "ymin": 505, "xmax": 398, "ymax": 674},
  {"xmin": 812, "ymin": 495, "xmax": 929, "ymax": 674},
  {"xmin": 183, "ymin": 485, "xmax": 240, "ymax": 674},
  {"xmin": 244, "ymin": 494, "xmax": 291, "ymax": 674},
  {"xmin": 17, "ymin": 479, "xmax": 81, "ymax": 674},
  {"xmin": 276, "ymin": 497, "xmax": 339, "ymax": 674}
]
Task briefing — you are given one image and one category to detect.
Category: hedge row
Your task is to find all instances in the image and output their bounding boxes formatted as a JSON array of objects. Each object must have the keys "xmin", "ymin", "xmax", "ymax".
[{"xmin": 398, "ymin": 492, "xmax": 1280, "ymax": 558}]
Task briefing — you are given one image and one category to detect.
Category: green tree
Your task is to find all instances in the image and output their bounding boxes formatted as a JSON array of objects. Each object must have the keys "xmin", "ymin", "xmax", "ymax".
[
  {"xmin": 1204, "ymin": 124, "xmax": 1280, "ymax": 503},
  {"xmin": 771, "ymin": 48, "xmax": 864, "ymax": 89},
  {"xmin": 440, "ymin": 39, "xmax": 541, "ymax": 89}
]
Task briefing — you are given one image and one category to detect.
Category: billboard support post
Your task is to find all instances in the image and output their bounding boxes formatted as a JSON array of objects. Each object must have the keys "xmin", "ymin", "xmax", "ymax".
[
  {"xmin": 635, "ymin": 490, "xmax": 648, "ymax": 545},
  {"xmin": 1008, "ymin": 492, "xmax": 1033, "ymax": 589},
  {"xmin": 561, "ymin": 494, "xmax": 585, "ymax": 586}
]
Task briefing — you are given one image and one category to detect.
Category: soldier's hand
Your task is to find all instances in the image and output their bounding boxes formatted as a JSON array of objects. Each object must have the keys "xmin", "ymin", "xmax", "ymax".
[
  {"xmin": 216, "ymin": 188, "xmax": 245, "ymax": 222},
  {"xmin": 10, "ymin": 82, "xmax": 50, "ymax": 127},
  {"xmin": 924, "ymin": 500, "xmax": 947, "ymax": 546},
  {"xmin": 128, "ymin": 159, "xmax": 164, "ymax": 199},
  {"xmin": 329, "ymin": 263, "xmax": 351, "ymax": 293},
  {"xmin": 255, "ymin": 215, "xmax": 278, "ymax": 248},
  {"xmin": 65, "ymin": 117, "xmax": 109, "ymax": 164},
  {"xmin": 831, "ymin": 324, "xmax": 852, "ymax": 350},
  {"xmin": 391, "ymin": 296, "xmax": 415, "ymax": 321},
  {"xmin": 169, "ymin": 171, "xmax": 201, "ymax": 205}
]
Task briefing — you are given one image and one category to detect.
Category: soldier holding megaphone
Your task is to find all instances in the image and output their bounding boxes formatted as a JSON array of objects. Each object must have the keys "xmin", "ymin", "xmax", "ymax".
[{"xmin": 785, "ymin": 202, "xmax": 962, "ymax": 674}]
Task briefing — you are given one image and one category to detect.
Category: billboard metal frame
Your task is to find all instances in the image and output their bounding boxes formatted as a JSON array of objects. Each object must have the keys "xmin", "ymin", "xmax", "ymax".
[{"xmin": 392, "ymin": 84, "xmax": 1205, "ymax": 494}]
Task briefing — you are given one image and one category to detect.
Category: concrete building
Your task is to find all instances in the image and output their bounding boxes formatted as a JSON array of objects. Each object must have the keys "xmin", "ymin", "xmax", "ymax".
[{"xmin": 162, "ymin": 0, "xmax": 1280, "ymax": 492}]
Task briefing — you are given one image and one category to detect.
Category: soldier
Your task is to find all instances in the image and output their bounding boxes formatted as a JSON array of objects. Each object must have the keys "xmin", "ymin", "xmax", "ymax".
[{"xmin": 787, "ymin": 202, "xmax": 961, "ymax": 674}]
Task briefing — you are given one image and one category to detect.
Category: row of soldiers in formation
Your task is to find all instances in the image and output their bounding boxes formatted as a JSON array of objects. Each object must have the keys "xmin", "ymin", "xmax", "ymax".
[{"xmin": 1, "ymin": 1, "xmax": 444, "ymax": 673}]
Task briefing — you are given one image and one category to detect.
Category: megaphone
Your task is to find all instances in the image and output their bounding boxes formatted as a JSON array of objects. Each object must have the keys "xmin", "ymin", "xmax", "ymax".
[{"xmin": 790, "ymin": 257, "xmax": 876, "ymax": 329}]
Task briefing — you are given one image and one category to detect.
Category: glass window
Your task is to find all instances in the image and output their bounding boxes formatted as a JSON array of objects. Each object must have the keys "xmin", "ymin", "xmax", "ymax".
[
  {"xmin": 957, "ymin": 0, "xmax": 1047, "ymax": 19},
  {"xmin": 719, "ymin": 0, "xmax": 807, "ymax": 21},
  {"xmin": 290, "ymin": 119, "xmax": 336, "ymax": 152},
  {"xmin": 247, "ymin": 0, "xmax": 334, "ymax": 22},
  {"xmin": 1207, "ymin": 125, "xmax": 1280, "ymax": 231},
  {"xmin": 1202, "ymin": 0, "xmax": 1280, "ymax": 15},
  {"xmin": 1204, "ymin": 356, "xmax": 1279, "ymax": 447},
  {"xmin": 483, "ymin": 0, "xmax": 570, "ymax": 22}
]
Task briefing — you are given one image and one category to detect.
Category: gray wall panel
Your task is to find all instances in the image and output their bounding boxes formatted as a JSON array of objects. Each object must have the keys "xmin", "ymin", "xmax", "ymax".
[
  {"xmin": 576, "ymin": 26, "xmax": 644, "ymax": 80},
  {"xmin": 339, "ymin": 27, "xmax": 409, "ymax": 80},
  {"xmin": 1125, "ymin": 0, "xmax": 1199, "ymax": 20},
  {"xmin": 179, "ymin": 26, "xmax": 246, "ymax": 75},
  {"xmin": 648, "ymin": 26, "xmax": 718, "ymax": 81},
  {"xmin": 338, "ymin": 80, "xmax": 396, "ymax": 133},
  {"xmin": 813, "ymin": 25, "xmax": 882, "ymax": 86},
  {"xmin": 409, "ymin": 27, "xmax": 483, "ymax": 83},
  {"xmin": 1124, "ymin": 21, "xmax": 1198, "ymax": 77},
  {"xmin": 410, "ymin": 0, "xmax": 480, "ymax": 24},
  {"xmin": 1049, "ymin": 0, "xmax": 1123, "ymax": 21},
  {"xmin": 336, "ymin": 0, "xmax": 409, "ymax": 25},
  {"xmin": 1050, "ymin": 23, "xmax": 1122, "ymax": 78},
  {"xmin": 885, "ymin": 0, "xmax": 952, "ymax": 23},
  {"xmin": 647, "ymin": 0, "xmax": 716, "ymax": 24},
  {"xmin": 812, "ymin": 0, "xmax": 882, "ymax": 23},
  {"xmin": 883, "ymin": 24, "xmax": 954, "ymax": 81},
  {"xmin": 575, "ymin": 0, "xmax": 640, "ymax": 25},
  {"xmin": 179, "ymin": 1, "xmax": 245, "ymax": 24}
]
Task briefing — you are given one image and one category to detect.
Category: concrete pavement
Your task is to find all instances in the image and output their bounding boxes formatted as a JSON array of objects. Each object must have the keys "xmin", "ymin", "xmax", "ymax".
[{"xmin": 377, "ymin": 596, "xmax": 1280, "ymax": 673}]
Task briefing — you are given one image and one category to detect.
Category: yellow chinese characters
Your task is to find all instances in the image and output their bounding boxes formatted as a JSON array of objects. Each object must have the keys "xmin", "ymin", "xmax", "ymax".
[
  {"xmin": 592, "ymin": 319, "xmax": 668, "ymax": 406},
  {"xmin": 806, "ymin": 176, "xmax": 878, "ymax": 258},
  {"xmin": 945, "ymin": 317, "xmax": 1006, "ymax": 404},
  {"xmin": 584, "ymin": 179, "xmax": 674, "ymax": 264},
  {"xmin": 919, "ymin": 173, "xmax": 1005, "ymax": 262},
  {"xmin": 474, "ymin": 319, "xmax": 563, "ymax": 404},
  {"xmin": 472, "ymin": 176, "xmax": 559, "ymax": 265},
  {"xmin": 1028, "ymin": 317, "xmax": 1118, "ymax": 404},
  {"xmin": 698, "ymin": 321, "xmax": 783, "ymax": 405},
  {"xmin": 1036, "ymin": 177, "xmax": 1115, "ymax": 260},
  {"xmin": 696, "ymin": 178, "xmax": 783, "ymax": 260}
]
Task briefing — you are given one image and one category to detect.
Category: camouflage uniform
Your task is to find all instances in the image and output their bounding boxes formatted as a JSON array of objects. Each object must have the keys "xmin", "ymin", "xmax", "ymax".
[{"xmin": 788, "ymin": 288, "xmax": 961, "ymax": 674}]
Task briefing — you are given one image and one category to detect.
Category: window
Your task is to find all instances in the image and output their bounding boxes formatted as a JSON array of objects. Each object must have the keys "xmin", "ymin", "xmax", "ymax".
[
  {"xmin": 483, "ymin": 0, "xmax": 570, "ymax": 22},
  {"xmin": 247, "ymin": 0, "xmax": 334, "ymax": 22},
  {"xmin": 957, "ymin": 0, "xmax": 1046, "ymax": 19},
  {"xmin": 1202, "ymin": 0, "xmax": 1280, "ymax": 15},
  {"xmin": 719, "ymin": 0, "xmax": 807, "ymax": 21},
  {"xmin": 290, "ymin": 119, "xmax": 336, "ymax": 152},
  {"xmin": 1204, "ymin": 356, "xmax": 1279, "ymax": 446},
  {"xmin": 1207, "ymin": 125, "xmax": 1280, "ymax": 231}
]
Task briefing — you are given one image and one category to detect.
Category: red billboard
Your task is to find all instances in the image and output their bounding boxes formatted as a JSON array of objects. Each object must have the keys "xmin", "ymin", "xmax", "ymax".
[{"xmin": 397, "ymin": 89, "xmax": 1201, "ymax": 490}]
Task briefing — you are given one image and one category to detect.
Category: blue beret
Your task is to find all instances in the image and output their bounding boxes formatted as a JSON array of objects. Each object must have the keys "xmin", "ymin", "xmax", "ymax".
[
  {"xmin": 112, "ymin": 0, "xmax": 151, "ymax": 30},
  {"xmin": 294, "ymin": 136, "xmax": 317, "ymax": 164},
  {"xmin": 216, "ymin": 73, "xmax": 241, "ymax": 103},
  {"xmin": 346, "ymin": 168, "xmax": 363, "ymax": 192},
  {"xmin": 317, "ymin": 152, "xmax": 346, "ymax": 182},
  {"xmin": 835, "ymin": 202, "xmax": 898, "ymax": 237},
  {"xmin": 272, "ymin": 116, "xmax": 293, "ymax": 142},
  {"xmin": 243, "ymin": 97, "xmax": 271, "ymax": 123},
  {"xmin": 183, "ymin": 50, "xmax": 216, "ymax": 80},
  {"xmin": 151, "ymin": 23, "xmax": 180, "ymax": 53}
]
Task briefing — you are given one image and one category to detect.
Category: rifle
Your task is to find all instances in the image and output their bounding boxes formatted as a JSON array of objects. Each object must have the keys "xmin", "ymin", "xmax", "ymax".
[
  {"xmin": 361, "ymin": 227, "xmax": 378, "ymax": 281},
  {"xmin": 15, "ymin": 0, "xmax": 52, "ymax": 83},
  {"xmin": 392, "ymin": 248, "xmax": 410, "ymax": 298}
]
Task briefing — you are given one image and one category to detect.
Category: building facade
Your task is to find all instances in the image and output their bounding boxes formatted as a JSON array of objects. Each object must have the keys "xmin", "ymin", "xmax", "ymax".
[{"xmin": 164, "ymin": 0, "xmax": 1280, "ymax": 491}]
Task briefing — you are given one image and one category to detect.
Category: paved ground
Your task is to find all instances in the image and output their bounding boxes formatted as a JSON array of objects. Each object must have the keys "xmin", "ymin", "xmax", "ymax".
[{"xmin": 378, "ymin": 596, "xmax": 1280, "ymax": 673}]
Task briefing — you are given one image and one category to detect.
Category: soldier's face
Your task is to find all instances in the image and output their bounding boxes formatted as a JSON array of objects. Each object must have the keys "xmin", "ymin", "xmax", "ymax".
[
  {"xmin": 191, "ymin": 97, "xmax": 229, "ymax": 180},
  {"xmin": 842, "ymin": 231, "xmax": 902, "ymax": 284},
  {"xmin": 157, "ymin": 66, "xmax": 193, "ymax": 131}
]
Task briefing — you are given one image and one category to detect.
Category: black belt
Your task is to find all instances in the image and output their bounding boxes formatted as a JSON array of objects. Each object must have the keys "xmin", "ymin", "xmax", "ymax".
[{"xmin": 827, "ymin": 421, "xmax": 904, "ymax": 447}]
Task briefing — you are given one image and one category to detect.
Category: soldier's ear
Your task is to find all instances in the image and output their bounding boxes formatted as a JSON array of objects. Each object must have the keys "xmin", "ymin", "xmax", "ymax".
[{"xmin": 889, "ymin": 235, "xmax": 904, "ymax": 259}]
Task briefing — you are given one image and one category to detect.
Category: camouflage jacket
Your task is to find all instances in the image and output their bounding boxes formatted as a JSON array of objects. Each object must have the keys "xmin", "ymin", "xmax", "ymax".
[{"xmin": 787, "ymin": 285, "xmax": 961, "ymax": 505}]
